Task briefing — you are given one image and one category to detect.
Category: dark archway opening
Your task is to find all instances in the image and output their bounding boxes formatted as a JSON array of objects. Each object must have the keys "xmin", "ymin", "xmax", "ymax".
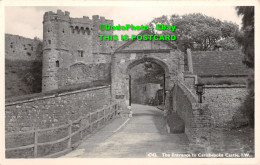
[{"xmin": 129, "ymin": 61, "xmax": 165, "ymax": 106}]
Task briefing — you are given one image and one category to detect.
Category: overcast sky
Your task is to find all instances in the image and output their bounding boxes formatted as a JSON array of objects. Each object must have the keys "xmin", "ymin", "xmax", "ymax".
[{"xmin": 5, "ymin": 6, "xmax": 242, "ymax": 39}]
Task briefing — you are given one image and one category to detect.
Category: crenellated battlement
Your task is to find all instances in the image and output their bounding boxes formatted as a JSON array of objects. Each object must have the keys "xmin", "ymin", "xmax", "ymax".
[
  {"xmin": 43, "ymin": 10, "xmax": 113, "ymax": 26},
  {"xmin": 43, "ymin": 10, "xmax": 70, "ymax": 22}
]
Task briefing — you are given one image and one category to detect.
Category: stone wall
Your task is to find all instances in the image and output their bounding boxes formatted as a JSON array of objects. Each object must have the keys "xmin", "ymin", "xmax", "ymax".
[
  {"xmin": 172, "ymin": 83, "xmax": 211, "ymax": 144},
  {"xmin": 183, "ymin": 74, "xmax": 197, "ymax": 93},
  {"xmin": 200, "ymin": 76, "xmax": 247, "ymax": 85},
  {"xmin": 5, "ymin": 86, "xmax": 111, "ymax": 133},
  {"xmin": 5, "ymin": 34, "xmax": 42, "ymax": 61},
  {"xmin": 57, "ymin": 63, "xmax": 111, "ymax": 87},
  {"xmin": 204, "ymin": 85, "xmax": 248, "ymax": 128}
]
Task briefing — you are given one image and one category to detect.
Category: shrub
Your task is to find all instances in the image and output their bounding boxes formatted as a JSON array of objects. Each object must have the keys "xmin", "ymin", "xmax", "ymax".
[
  {"xmin": 239, "ymin": 94, "xmax": 254, "ymax": 128},
  {"xmin": 239, "ymin": 71, "xmax": 254, "ymax": 128}
]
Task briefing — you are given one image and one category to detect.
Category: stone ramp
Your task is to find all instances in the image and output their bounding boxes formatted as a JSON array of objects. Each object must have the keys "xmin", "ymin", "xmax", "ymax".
[{"xmin": 61, "ymin": 104, "xmax": 189, "ymax": 158}]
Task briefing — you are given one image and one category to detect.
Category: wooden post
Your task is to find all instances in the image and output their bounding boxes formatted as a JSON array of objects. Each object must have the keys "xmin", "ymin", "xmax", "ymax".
[
  {"xmin": 115, "ymin": 102, "xmax": 119, "ymax": 116},
  {"xmin": 109, "ymin": 106, "xmax": 112, "ymax": 119},
  {"xmin": 129, "ymin": 75, "xmax": 131, "ymax": 106},
  {"xmin": 89, "ymin": 113, "xmax": 92, "ymax": 132},
  {"xmin": 79, "ymin": 118, "xmax": 83, "ymax": 140},
  {"xmin": 34, "ymin": 127, "xmax": 38, "ymax": 158},
  {"xmin": 103, "ymin": 109, "xmax": 106, "ymax": 123},
  {"xmin": 114, "ymin": 104, "xmax": 117, "ymax": 117},
  {"xmin": 67, "ymin": 120, "xmax": 72, "ymax": 149},
  {"xmin": 163, "ymin": 73, "xmax": 166, "ymax": 105},
  {"xmin": 97, "ymin": 111, "xmax": 100, "ymax": 128}
]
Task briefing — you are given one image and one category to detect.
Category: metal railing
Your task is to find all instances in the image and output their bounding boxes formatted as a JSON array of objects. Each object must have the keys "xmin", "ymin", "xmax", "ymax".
[{"xmin": 6, "ymin": 101, "xmax": 121, "ymax": 158}]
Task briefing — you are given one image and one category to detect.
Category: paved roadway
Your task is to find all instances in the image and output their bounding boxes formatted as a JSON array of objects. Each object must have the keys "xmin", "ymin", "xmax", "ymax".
[{"xmin": 61, "ymin": 104, "xmax": 189, "ymax": 158}]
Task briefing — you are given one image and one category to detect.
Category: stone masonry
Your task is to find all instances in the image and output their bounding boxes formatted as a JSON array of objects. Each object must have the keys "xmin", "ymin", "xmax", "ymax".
[
  {"xmin": 204, "ymin": 86, "xmax": 248, "ymax": 128},
  {"xmin": 42, "ymin": 10, "xmax": 114, "ymax": 91},
  {"xmin": 5, "ymin": 86, "xmax": 111, "ymax": 133},
  {"xmin": 112, "ymin": 30, "xmax": 184, "ymax": 112},
  {"xmin": 5, "ymin": 34, "xmax": 42, "ymax": 61}
]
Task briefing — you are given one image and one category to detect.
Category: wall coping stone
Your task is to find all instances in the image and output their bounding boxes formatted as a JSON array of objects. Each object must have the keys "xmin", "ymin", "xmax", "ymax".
[
  {"xmin": 199, "ymin": 74, "xmax": 248, "ymax": 77},
  {"xmin": 115, "ymin": 49, "xmax": 172, "ymax": 54},
  {"xmin": 178, "ymin": 82, "xmax": 198, "ymax": 103},
  {"xmin": 6, "ymin": 85, "xmax": 110, "ymax": 106},
  {"xmin": 205, "ymin": 85, "xmax": 246, "ymax": 88},
  {"xmin": 184, "ymin": 74, "xmax": 198, "ymax": 84}
]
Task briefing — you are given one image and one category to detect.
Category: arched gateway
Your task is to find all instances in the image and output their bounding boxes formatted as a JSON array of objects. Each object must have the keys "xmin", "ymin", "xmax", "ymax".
[{"xmin": 111, "ymin": 31, "xmax": 185, "ymax": 114}]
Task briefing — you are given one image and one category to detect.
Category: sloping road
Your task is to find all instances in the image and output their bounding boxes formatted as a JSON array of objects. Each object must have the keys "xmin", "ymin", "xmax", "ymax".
[{"xmin": 61, "ymin": 104, "xmax": 189, "ymax": 158}]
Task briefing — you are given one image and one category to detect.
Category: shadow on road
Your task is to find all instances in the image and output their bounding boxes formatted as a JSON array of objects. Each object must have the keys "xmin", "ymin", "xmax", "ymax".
[{"xmin": 131, "ymin": 105, "xmax": 167, "ymax": 134}]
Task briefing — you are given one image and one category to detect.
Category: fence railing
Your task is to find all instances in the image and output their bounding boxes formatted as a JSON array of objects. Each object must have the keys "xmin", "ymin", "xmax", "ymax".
[{"xmin": 5, "ymin": 101, "xmax": 121, "ymax": 158}]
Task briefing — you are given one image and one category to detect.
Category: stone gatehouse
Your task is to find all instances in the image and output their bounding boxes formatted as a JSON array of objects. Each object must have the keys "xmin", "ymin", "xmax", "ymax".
[{"xmin": 111, "ymin": 30, "xmax": 184, "ymax": 112}]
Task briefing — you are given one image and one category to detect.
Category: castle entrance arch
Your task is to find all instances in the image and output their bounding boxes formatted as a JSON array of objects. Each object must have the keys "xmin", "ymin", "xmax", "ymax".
[
  {"xmin": 127, "ymin": 56, "xmax": 167, "ymax": 106},
  {"xmin": 111, "ymin": 31, "xmax": 184, "ymax": 114}
]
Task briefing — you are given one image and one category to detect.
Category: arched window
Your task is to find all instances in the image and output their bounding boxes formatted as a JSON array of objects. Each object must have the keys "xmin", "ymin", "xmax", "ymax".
[
  {"xmin": 70, "ymin": 26, "xmax": 74, "ymax": 33},
  {"xmin": 56, "ymin": 60, "xmax": 59, "ymax": 67},
  {"xmin": 80, "ymin": 27, "xmax": 85, "ymax": 34},
  {"xmin": 86, "ymin": 27, "xmax": 90, "ymax": 35},
  {"xmin": 75, "ymin": 26, "xmax": 80, "ymax": 34}
]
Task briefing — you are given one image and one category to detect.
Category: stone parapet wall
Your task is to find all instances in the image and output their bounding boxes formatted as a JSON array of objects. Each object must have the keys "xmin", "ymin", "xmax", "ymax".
[
  {"xmin": 204, "ymin": 85, "xmax": 248, "ymax": 128},
  {"xmin": 172, "ymin": 82, "xmax": 211, "ymax": 144},
  {"xmin": 183, "ymin": 74, "xmax": 197, "ymax": 93},
  {"xmin": 200, "ymin": 76, "xmax": 247, "ymax": 85},
  {"xmin": 5, "ymin": 86, "xmax": 111, "ymax": 133}
]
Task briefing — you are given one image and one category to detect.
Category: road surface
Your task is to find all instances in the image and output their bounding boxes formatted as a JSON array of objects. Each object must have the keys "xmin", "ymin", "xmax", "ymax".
[{"xmin": 61, "ymin": 104, "xmax": 189, "ymax": 158}]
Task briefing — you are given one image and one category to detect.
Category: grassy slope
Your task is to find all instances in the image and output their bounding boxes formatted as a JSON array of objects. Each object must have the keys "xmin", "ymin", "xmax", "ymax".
[{"xmin": 5, "ymin": 60, "xmax": 41, "ymax": 98}]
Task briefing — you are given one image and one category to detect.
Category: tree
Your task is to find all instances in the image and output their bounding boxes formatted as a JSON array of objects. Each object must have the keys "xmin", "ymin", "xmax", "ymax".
[
  {"xmin": 236, "ymin": 7, "xmax": 254, "ymax": 68},
  {"xmin": 148, "ymin": 13, "xmax": 239, "ymax": 52},
  {"xmin": 235, "ymin": 6, "xmax": 254, "ymax": 128}
]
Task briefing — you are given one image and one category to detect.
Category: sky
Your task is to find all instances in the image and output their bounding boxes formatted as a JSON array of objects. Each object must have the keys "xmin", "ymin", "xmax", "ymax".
[{"xmin": 5, "ymin": 6, "xmax": 242, "ymax": 39}]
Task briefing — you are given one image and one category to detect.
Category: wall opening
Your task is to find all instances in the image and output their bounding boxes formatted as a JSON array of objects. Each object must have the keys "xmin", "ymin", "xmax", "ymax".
[
  {"xmin": 86, "ymin": 27, "xmax": 90, "ymax": 35},
  {"xmin": 78, "ymin": 50, "xmax": 84, "ymax": 57},
  {"xmin": 56, "ymin": 60, "xmax": 59, "ymax": 67},
  {"xmin": 80, "ymin": 27, "xmax": 84, "ymax": 34},
  {"xmin": 75, "ymin": 26, "xmax": 80, "ymax": 34},
  {"xmin": 129, "ymin": 61, "xmax": 165, "ymax": 106},
  {"xmin": 70, "ymin": 26, "xmax": 74, "ymax": 33}
]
